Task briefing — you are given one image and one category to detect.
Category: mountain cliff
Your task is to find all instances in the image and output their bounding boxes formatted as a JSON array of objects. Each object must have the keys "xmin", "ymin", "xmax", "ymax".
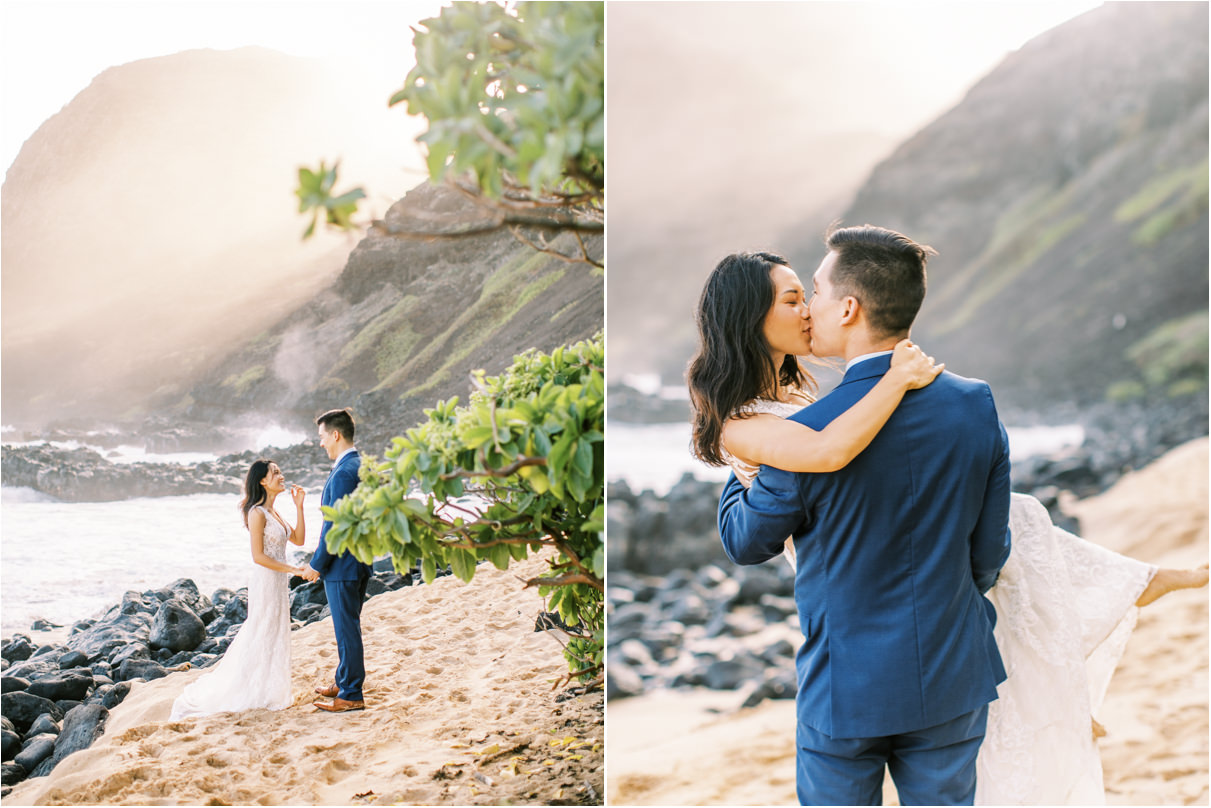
[
  {"xmin": 802, "ymin": 2, "xmax": 1208, "ymax": 408},
  {"xmin": 175, "ymin": 181, "xmax": 603, "ymax": 450}
]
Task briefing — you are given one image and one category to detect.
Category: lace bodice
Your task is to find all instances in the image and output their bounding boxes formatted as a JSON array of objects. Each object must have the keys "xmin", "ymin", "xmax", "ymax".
[
  {"xmin": 257, "ymin": 506, "xmax": 289, "ymax": 563},
  {"xmin": 722, "ymin": 397, "xmax": 807, "ymax": 487}
]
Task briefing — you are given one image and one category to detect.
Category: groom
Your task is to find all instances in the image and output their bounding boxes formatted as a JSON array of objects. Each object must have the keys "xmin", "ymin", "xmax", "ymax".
[
  {"xmin": 718, "ymin": 225, "xmax": 1012, "ymax": 805},
  {"xmin": 303, "ymin": 407, "xmax": 373, "ymax": 713}
]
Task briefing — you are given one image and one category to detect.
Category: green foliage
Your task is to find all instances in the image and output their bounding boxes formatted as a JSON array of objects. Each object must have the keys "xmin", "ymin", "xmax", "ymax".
[
  {"xmin": 934, "ymin": 180, "xmax": 1085, "ymax": 334},
  {"xmin": 1114, "ymin": 158, "xmax": 1209, "ymax": 222},
  {"xmin": 1125, "ymin": 310, "xmax": 1209, "ymax": 392},
  {"xmin": 295, "ymin": 160, "xmax": 367, "ymax": 239},
  {"xmin": 1113, "ymin": 158, "xmax": 1209, "ymax": 247},
  {"xmin": 221, "ymin": 365, "xmax": 267, "ymax": 396},
  {"xmin": 392, "ymin": 1, "xmax": 604, "ymax": 202},
  {"xmin": 323, "ymin": 333, "xmax": 605, "ymax": 683},
  {"xmin": 1105, "ymin": 379, "xmax": 1147, "ymax": 402}
]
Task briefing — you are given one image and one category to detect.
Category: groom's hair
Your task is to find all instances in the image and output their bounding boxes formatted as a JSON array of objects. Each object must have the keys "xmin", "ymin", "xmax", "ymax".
[
  {"xmin": 825, "ymin": 224, "xmax": 935, "ymax": 339},
  {"xmin": 316, "ymin": 408, "xmax": 356, "ymax": 442}
]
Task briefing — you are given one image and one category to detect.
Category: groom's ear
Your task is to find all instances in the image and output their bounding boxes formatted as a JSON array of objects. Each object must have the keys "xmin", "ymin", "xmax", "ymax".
[{"xmin": 838, "ymin": 295, "xmax": 861, "ymax": 326}]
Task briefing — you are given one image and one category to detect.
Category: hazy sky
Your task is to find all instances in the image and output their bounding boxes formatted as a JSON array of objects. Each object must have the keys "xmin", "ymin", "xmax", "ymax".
[
  {"xmin": 0, "ymin": 0, "xmax": 449, "ymax": 175},
  {"xmin": 2, "ymin": 0, "xmax": 1106, "ymax": 176}
]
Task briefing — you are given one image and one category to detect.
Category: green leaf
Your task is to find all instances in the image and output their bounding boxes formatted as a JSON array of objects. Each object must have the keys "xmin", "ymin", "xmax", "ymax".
[{"xmin": 450, "ymin": 548, "xmax": 476, "ymax": 582}]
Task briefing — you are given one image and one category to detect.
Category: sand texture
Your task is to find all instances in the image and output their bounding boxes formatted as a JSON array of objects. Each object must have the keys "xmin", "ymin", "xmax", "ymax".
[
  {"xmin": 7, "ymin": 553, "xmax": 604, "ymax": 806},
  {"xmin": 607, "ymin": 437, "xmax": 1209, "ymax": 806}
]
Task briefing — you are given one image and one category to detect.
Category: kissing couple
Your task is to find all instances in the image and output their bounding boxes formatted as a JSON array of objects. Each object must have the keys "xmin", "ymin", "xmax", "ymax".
[
  {"xmin": 171, "ymin": 407, "xmax": 372, "ymax": 719},
  {"xmin": 687, "ymin": 225, "xmax": 1208, "ymax": 805}
]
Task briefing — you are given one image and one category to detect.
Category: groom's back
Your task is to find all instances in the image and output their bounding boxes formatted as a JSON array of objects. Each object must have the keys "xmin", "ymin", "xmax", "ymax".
[{"xmin": 788, "ymin": 362, "xmax": 1011, "ymax": 739}]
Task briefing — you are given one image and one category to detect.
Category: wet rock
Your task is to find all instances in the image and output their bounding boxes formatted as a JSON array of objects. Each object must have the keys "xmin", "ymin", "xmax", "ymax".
[
  {"xmin": 26, "ymin": 672, "xmax": 94, "ymax": 703},
  {"xmin": 149, "ymin": 599, "xmax": 206, "ymax": 652},
  {"xmin": 1, "ymin": 677, "xmax": 29, "ymax": 694},
  {"xmin": 54, "ymin": 699, "xmax": 83, "ymax": 716},
  {"xmin": 1, "ymin": 762, "xmax": 26, "ymax": 786},
  {"xmin": 704, "ymin": 655, "xmax": 765, "ymax": 691},
  {"xmin": 741, "ymin": 668, "xmax": 798, "ymax": 708},
  {"xmin": 52, "ymin": 704, "xmax": 108, "ymax": 765},
  {"xmin": 109, "ymin": 642, "xmax": 151, "ymax": 668},
  {"xmin": 1, "ymin": 636, "xmax": 34, "ymax": 664},
  {"xmin": 604, "ymin": 658, "xmax": 645, "ymax": 700},
  {"xmin": 117, "ymin": 659, "xmax": 168, "ymax": 682},
  {"xmin": 1, "ymin": 729, "xmax": 18, "ymax": 762},
  {"xmin": 57, "ymin": 650, "xmax": 90, "ymax": 670},
  {"xmin": 293, "ymin": 603, "xmax": 324, "ymax": 624},
  {"xmin": 70, "ymin": 619, "xmax": 96, "ymax": 636},
  {"xmin": 101, "ymin": 682, "xmax": 131, "ymax": 710},
  {"xmin": 0, "ymin": 692, "xmax": 62, "ymax": 734},
  {"xmin": 65, "ymin": 610, "xmax": 153, "ymax": 662},
  {"xmin": 13, "ymin": 734, "xmax": 56, "ymax": 772},
  {"xmin": 25, "ymin": 714, "xmax": 60, "ymax": 739}
]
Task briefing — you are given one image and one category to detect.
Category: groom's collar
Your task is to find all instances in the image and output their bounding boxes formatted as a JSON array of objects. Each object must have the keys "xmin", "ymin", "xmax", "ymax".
[
  {"xmin": 841, "ymin": 351, "xmax": 894, "ymax": 384},
  {"xmin": 333, "ymin": 447, "xmax": 358, "ymax": 468},
  {"xmin": 845, "ymin": 349, "xmax": 894, "ymax": 372}
]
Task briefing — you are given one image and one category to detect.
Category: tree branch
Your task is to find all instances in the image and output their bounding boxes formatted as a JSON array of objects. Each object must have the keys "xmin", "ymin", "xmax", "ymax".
[{"xmin": 525, "ymin": 573, "xmax": 603, "ymax": 592}]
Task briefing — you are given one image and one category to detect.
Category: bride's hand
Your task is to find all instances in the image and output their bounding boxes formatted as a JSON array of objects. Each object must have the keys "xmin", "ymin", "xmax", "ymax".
[
  {"xmin": 889, "ymin": 339, "xmax": 944, "ymax": 390},
  {"xmin": 290, "ymin": 485, "xmax": 306, "ymax": 506}
]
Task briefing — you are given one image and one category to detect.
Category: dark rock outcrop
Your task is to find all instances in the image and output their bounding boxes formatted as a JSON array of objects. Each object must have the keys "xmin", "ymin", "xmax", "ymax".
[
  {"xmin": 148, "ymin": 599, "xmax": 206, "ymax": 652},
  {"xmin": 0, "ymin": 692, "xmax": 63, "ymax": 735},
  {"xmin": 51, "ymin": 705, "xmax": 108, "ymax": 766},
  {"xmin": 25, "ymin": 673, "xmax": 93, "ymax": 703}
]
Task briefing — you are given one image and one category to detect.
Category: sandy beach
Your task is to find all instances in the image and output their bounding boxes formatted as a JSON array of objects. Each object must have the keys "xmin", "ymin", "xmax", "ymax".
[
  {"xmin": 607, "ymin": 437, "xmax": 1209, "ymax": 806},
  {"xmin": 6, "ymin": 552, "xmax": 604, "ymax": 806}
]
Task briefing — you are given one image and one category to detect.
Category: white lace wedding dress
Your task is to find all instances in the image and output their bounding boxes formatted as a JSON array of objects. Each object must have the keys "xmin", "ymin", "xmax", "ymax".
[
  {"xmin": 725, "ymin": 398, "xmax": 1156, "ymax": 805},
  {"xmin": 170, "ymin": 505, "xmax": 293, "ymax": 719}
]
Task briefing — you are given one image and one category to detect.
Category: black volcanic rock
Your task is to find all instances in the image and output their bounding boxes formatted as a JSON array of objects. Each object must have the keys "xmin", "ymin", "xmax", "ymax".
[
  {"xmin": 0, "ymin": 693, "xmax": 62, "ymax": 735},
  {"xmin": 148, "ymin": 600, "xmax": 206, "ymax": 652}
]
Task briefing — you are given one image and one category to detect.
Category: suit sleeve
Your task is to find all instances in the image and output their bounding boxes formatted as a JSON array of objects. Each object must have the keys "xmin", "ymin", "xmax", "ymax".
[
  {"xmin": 718, "ymin": 466, "xmax": 806, "ymax": 566},
  {"xmin": 970, "ymin": 414, "xmax": 1013, "ymax": 594},
  {"xmin": 309, "ymin": 465, "xmax": 361, "ymax": 575}
]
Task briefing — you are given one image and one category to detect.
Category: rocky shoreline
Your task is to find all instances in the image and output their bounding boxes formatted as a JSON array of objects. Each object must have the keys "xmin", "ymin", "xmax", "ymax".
[
  {"xmin": 1, "ymin": 441, "xmax": 331, "ymax": 503},
  {"xmin": 0, "ymin": 556, "xmax": 428, "ymax": 793},
  {"xmin": 606, "ymin": 392, "xmax": 1209, "ymax": 704}
]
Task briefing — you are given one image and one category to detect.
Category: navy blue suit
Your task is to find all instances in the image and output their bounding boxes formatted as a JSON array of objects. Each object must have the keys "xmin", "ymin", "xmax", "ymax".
[
  {"xmin": 309, "ymin": 449, "xmax": 372, "ymax": 701},
  {"xmin": 718, "ymin": 354, "xmax": 1012, "ymax": 805}
]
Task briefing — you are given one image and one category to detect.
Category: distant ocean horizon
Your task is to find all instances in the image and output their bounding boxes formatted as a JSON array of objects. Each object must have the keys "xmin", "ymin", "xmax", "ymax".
[{"xmin": 607, "ymin": 419, "xmax": 1085, "ymax": 496}]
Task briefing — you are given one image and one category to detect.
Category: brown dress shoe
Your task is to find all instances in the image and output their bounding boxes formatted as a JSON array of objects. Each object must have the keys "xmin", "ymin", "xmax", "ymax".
[
  {"xmin": 314, "ymin": 697, "xmax": 365, "ymax": 712},
  {"xmin": 314, "ymin": 683, "xmax": 339, "ymax": 698}
]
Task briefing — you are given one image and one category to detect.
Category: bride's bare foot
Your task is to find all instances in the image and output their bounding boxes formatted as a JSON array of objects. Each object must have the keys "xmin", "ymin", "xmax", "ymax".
[
  {"xmin": 1092, "ymin": 717, "xmax": 1106, "ymax": 740},
  {"xmin": 1135, "ymin": 564, "xmax": 1209, "ymax": 608}
]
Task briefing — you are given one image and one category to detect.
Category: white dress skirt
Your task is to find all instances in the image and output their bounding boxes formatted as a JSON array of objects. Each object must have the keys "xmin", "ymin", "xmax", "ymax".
[{"xmin": 170, "ymin": 505, "xmax": 294, "ymax": 719}]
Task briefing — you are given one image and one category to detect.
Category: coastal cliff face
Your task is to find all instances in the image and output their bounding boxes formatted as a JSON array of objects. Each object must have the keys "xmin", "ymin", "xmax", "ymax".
[
  {"xmin": 177, "ymin": 181, "xmax": 603, "ymax": 450},
  {"xmin": 614, "ymin": 3, "xmax": 1207, "ymax": 411},
  {"xmin": 1, "ymin": 46, "xmax": 603, "ymax": 450},
  {"xmin": 816, "ymin": 2, "xmax": 1208, "ymax": 408}
]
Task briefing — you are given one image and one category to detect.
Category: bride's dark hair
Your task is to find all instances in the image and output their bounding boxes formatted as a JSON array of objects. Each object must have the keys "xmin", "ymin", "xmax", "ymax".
[
  {"xmin": 687, "ymin": 251, "xmax": 817, "ymax": 466},
  {"xmin": 239, "ymin": 458, "xmax": 274, "ymax": 527}
]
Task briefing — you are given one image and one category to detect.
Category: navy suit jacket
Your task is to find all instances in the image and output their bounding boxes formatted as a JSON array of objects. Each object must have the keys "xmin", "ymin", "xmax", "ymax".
[
  {"xmin": 310, "ymin": 449, "xmax": 371, "ymax": 581},
  {"xmin": 719, "ymin": 354, "xmax": 1012, "ymax": 739}
]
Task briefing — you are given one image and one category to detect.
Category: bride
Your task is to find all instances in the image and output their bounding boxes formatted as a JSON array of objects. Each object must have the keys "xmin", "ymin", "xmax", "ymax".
[
  {"xmin": 170, "ymin": 459, "xmax": 310, "ymax": 720},
  {"xmin": 686, "ymin": 248, "xmax": 1207, "ymax": 804}
]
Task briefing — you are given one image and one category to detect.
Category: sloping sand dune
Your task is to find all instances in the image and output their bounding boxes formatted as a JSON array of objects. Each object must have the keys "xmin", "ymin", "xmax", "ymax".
[
  {"xmin": 8, "ymin": 553, "xmax": 604, "ymax": 806},
  {"xmin": 607, "ymin": 438, "xmax": 1209, "ymax": 806}
]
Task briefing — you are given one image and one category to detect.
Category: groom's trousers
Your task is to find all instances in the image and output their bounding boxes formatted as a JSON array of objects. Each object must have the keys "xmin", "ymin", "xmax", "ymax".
[
  {"xmin": 325, "ymin": 574, "xmax": 370, "ymax": 702},
  {"xmin": 796, "ymin": 704, "xmax": 988, "ymax": 806}
]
